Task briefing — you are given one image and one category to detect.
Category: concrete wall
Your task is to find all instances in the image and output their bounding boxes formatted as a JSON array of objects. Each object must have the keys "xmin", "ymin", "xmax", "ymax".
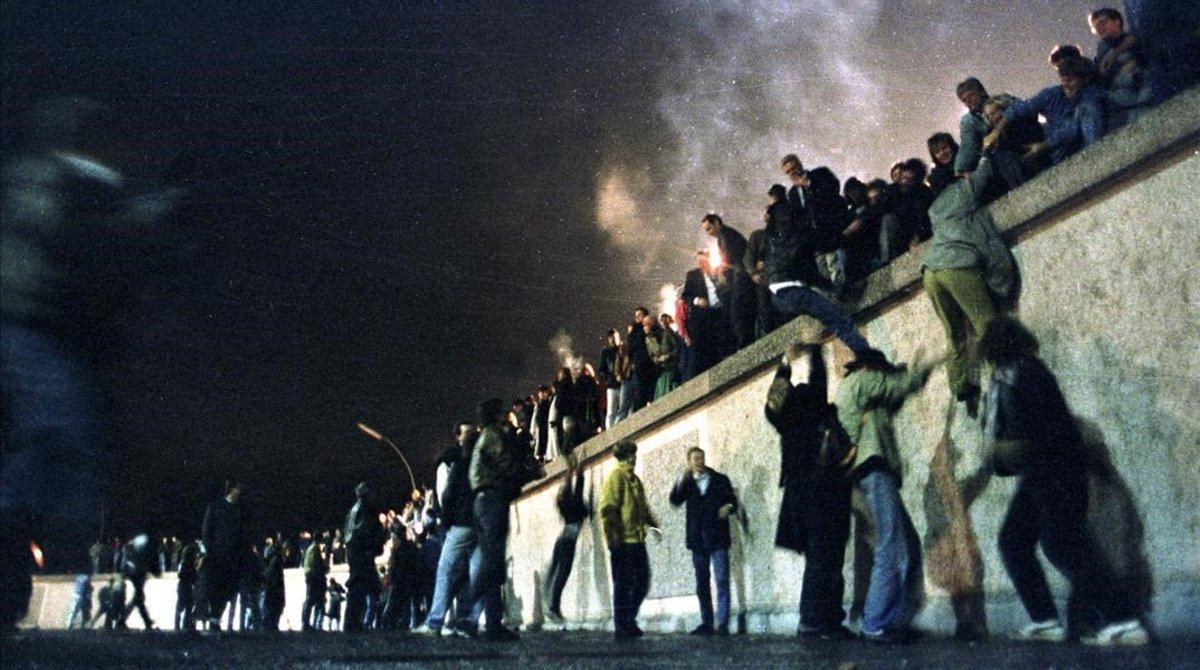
[
  {"xmin": 24, "ymin": 566, "xmax": 349, "ymax": 631},
  {"xmin": 504, "ymin": 87, "xmax": 1200, "ymax": 637},
  {"xmin": 21, "ymin": 88, "xmax": 1200, "ymax": 637}
]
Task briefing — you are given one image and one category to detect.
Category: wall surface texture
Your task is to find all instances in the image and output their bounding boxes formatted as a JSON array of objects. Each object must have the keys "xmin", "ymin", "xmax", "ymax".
[
  {"xmin": 504, "ymin": 88, "xmax": 1200, "ymax": 637},
  {"xmin": 23, "ymin": 88, "xmax": 1200, "ymax": 636}
]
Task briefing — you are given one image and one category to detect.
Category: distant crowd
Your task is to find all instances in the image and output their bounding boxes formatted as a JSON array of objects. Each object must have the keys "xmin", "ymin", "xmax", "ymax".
[{"xmin": 8, "ymin": 4, "xmax": 1193, "ymax": 648}]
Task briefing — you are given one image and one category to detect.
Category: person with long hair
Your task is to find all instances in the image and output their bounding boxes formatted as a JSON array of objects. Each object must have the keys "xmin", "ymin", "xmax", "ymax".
[{"xmin": 979, "ymin": 317, "xmax": 1148, "ymax": 646}]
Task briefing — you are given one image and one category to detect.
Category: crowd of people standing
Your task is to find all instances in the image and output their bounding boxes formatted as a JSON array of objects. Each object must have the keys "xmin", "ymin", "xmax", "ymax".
[{"xmin": 3, "ymin": 4, "xmax": 1189, "ymax": 649}]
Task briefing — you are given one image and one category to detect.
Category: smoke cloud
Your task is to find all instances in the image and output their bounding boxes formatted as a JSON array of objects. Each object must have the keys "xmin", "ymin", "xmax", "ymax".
[
  {"xmin": 548, "ymin": 328, "xmax": 584, "ymax": 376},
  {"xmin": 596, "ymin": 1, "xmax": 895, "ymax": 298}
]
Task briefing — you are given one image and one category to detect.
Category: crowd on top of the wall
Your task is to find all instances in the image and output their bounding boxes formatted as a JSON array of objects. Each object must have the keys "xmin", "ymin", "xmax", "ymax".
[
  {"xmin": 505, "ymin": 6, "xmax": 1185, "ymax": 465},
  {"xmin": 4, "ymin": 2, "xmax": 1197, "ymax": 651}
]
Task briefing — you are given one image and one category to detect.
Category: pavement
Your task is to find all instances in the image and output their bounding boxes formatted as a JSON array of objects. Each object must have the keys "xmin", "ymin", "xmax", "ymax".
[{"xmin": 3, "ymin": 630, "xmax": 1198, "ymax": 669}]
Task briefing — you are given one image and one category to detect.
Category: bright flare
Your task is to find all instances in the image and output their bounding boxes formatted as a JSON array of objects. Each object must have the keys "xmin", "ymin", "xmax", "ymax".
[
  {"xmin": 659, "ymin": 283, "xmax": 677, "ymax": 326},
  {"xmin": 708, "ymin": 237, "xmax": 723, "ymax": 269}
]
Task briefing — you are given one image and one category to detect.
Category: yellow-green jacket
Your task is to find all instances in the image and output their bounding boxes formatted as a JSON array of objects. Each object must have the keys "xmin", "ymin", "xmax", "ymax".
[
  {"xmin": 598, "ymin": 460, "xmax": 657, "ymax": 546},
  {"xmin": 834, "ymin": 364, "xmax": 934, "ymax": 484}
]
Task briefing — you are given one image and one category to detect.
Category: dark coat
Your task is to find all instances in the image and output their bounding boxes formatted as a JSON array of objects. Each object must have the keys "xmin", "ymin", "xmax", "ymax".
[
  {"xmin": 626, "ymin": 323, "xmax": 655, "ymax": 383},
  {"xmin": 597, "ymin": 345, "xmax": 620, "ymax": 387},
  {"xmin": 201, "ymin": 497, "xmax": 249, "ymax": 568},
  {"xmin": 682, "ymin": 267, "xmax": 733, "ymax": 313},
  {"xmin": 263, "ymin": 545, "xmax": 286, "ymax": 600},
  {"xmin": 343, "ymin": 496, "xmax": 385, "ymax": 563},
  {"xmin": 986, "ymin": 353, "xmax": 1084, "ymax": 476},
  {"xmin": 764, "ymin": 362, "xmax": 849, "ymax": 554},
  {"xmin": 440, "ymin": 442, "xmax": 475, "ymax": 528},
  {"xmin": 668, "ymin": 468, "xmax": 738, "ymax": 551},
  {"xmin": 762, "ymin": 202, "xmax": 826, "ymax": 287},
  {"xmin": 715, "ymin": 226, "xmax": 748, "ymax": 271}
]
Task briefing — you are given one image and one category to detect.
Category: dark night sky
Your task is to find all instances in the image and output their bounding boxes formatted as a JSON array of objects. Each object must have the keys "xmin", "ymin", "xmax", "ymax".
[{"xmin": 1, "ymin": 1, "xmax": 1096, "ymax": 539}]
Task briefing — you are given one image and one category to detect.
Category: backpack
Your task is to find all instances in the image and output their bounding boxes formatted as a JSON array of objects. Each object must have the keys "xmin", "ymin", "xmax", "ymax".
[{"xmin": 815, "ymin": 405, "xmax": 856, "ymax": 474}]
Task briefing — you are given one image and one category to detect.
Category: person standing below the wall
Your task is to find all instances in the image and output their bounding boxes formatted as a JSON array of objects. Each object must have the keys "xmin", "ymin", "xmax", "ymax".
[
  {"xmin": 765, "ymin": 342, "xmax": 854, "ymax": 640},
  {"xmin": 418, "ymin": 421, "xmax": 480, "ymax": 637},
  {"xmin": 197, "ymin": 479, "xmax": 249, "ymax": 631},
  {"xmin": 978, "ymin": 317, "xmax": 1149, "ymax": 646},
  {"xmin": 118, "ymin": 534, "xmax": 160, "ymax": 630},
  {"xmin": 261, "ymin": 538, "xmax": 286, "ymax": 631},
  {"xmin": 835, "ymin": 348, "xmax": 938, "ymax": 644},
  {"xmin": 599, "ymin": 440, "xmax": 659, "ymax": 639},
  {"xmin": 301, "ymin": 538, "xmax": 328, "ymax": 630},
  {"xmin": 342, "ymin": 482, "xmax": 386, "ymax": 632},
  {"xmin": 468, "ymin": 398, "xmax": 541, "ymax": 642},
  {"xmin": 64, "ymin": 574, "xmax": 93, "ymax": 630},
  {"xmin": 668, "ymin": 447, "xmax": 737, "ymax": 636},
  {"xmin": 175, "ymin": 540, "xmax": 200, "ymax": 630}
]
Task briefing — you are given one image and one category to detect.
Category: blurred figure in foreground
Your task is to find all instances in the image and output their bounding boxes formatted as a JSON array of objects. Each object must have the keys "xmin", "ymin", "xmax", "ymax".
[{"xmin": 1, "ymin": 98, "xmax": 184, "ymax": 630}]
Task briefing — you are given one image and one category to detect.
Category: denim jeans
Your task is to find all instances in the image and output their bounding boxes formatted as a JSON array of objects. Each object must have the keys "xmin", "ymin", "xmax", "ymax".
[
  {"xmin": 425, "ymin": 525, "xmax": 479, "ymax": 630},
  {"xmin": 605, "ymin": 388, "xmax": 620, "ymax": 429},
  {"xmin": 609, "ymin": 543, "xmax": 650, "ymax": 632},
  {"xmin": 692, "ymin": 548, "xmax": 730, "ymax": 629},
  {"xmin": 856, "ymin": 470, "xmax": 919, "ymax": 634},
  {"xmin": 65, "ymin": 575, "xmax": 91, "ymax": 629},
  {"xmin": 469, "ymin": 490, "xmax": 511, "ymax": 631},
  {"xmin": 770, "ymin": 286, "xmax": 869, "ymax": 356},
  {"xmin": 615, "ymin": 379, "xmax": 635, "ymax": 424}
]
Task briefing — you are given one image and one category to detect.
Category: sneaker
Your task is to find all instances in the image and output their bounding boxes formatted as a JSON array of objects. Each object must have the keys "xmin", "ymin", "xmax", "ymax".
[
  {"xmin": 545, "ymin": 610, "xmax": 565, "ymax": 625},
  {"xmin": 689, "ymin": 624, "xmax": 714, "ymax": 636},
  {"xmin": 1081, "ymin": 620, "xmax": 1149, "ymax": 647},
  {"xmin": 861, "ymin": 627, "xmax": 913, "ymax": 645},
  {"xmin": 1016, "ymin": 619, "xmax": 1066, "ymax": 642},
  {"xmin": 715, "ymin": 625, "xmax": 730, "ymax": 636},
  {"xmin": 412, "ymin": 624, "xmax": 440, "ymax": 636}
]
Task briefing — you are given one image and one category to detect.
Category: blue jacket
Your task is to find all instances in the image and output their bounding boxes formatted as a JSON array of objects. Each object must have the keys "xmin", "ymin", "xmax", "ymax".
[{"xmin": 1005, "ymin": 84, "xmax": 1106, "ymax": 164}]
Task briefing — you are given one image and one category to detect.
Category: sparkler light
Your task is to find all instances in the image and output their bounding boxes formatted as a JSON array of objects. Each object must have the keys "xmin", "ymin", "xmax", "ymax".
[
  {"xmin": 30, "ymin": 542, "xmax": 44, "ymax": 570},
  {"xmin": 708, "ymin": 237, "xmax": 724, "ymax": 270}
]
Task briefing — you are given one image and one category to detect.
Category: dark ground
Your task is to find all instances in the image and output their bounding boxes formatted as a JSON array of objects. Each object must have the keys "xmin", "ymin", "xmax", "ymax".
[{"xmin": 2, "ymin": 630, "xmax": 1197, "ymax": 669}]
